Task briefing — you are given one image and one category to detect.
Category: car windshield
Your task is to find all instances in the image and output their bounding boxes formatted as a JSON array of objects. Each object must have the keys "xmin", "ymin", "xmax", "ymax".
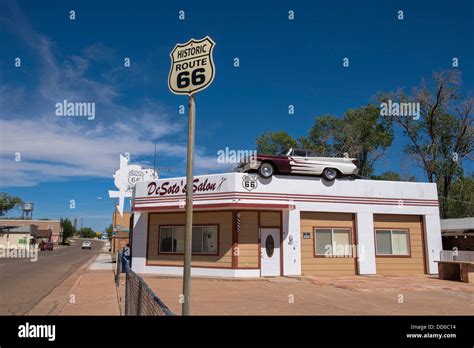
[
  {"xmin": 292, "ymin": 149, "xmax": 307, "ymax": 157},
  {"xmin": 288, "ymin": 149, "xmax": 322, "ymax": 157}
]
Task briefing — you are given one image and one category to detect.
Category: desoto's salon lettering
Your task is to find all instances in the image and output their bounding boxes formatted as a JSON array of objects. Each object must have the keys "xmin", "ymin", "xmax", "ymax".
[{"xmin": 147, "ymin": 177, "xmax": 226, "ymax": 196}]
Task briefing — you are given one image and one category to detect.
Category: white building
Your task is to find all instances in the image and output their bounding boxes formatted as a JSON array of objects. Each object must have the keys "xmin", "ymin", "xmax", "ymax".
[{"xmin": 129, "ymin": 173, "xmax": 442, "ymax": 278}]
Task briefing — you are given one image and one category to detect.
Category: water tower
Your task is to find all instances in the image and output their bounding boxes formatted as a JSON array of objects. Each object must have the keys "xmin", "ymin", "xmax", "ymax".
[{"xmin": 22, "ymin": 202, "xmax": 34, "ymax": 220}]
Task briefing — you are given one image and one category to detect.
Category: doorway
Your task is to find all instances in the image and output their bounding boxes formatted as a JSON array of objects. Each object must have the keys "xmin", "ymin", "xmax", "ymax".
[{"xmin": 260, "ymin": 228, "xmax": 281, "ymax": 276}]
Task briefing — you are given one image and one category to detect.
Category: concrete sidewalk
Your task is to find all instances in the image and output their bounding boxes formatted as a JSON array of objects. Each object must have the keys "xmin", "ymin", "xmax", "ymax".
[
  {"xmin": 58, "ymin": 269, "xmax": 120, "ymax": 315},
  {"xmin": 89, "ymin": 253, "xmax": 115, "ymax": 270},
  {"xmin": 58, "ymin": 252, "xmax": 120, "ymax": 315}
]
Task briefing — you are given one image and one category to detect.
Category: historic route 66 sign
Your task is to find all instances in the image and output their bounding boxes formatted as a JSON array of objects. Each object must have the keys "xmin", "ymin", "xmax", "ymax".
[
  {"xmin": 242, "ymin": 174, "xmax": 258, "ymax": 191},
  {"xmin": 168, "ymin": 36, "xmax": 216, "ymax": 95}
]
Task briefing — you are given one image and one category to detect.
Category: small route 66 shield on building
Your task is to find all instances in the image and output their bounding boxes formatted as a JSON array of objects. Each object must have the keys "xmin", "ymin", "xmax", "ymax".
[
  {"xmin": 168, "ymin": 36, "xmax": 216, "ymax": 95},
  {"xmin": 242, "ymin": 174, "xmax": 258, "ymax": 191}
]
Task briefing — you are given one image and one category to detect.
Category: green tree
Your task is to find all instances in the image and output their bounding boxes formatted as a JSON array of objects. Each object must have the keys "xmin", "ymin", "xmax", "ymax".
[
  {"xmin": 256, "ymin": 131, "xmax": 298, "ymax": 155},
  {"xmin": 105, "ymin": 224, "xmax": 113, "ymax": 240},
  {"xmin": 377, "ymin": 70, "xmax": 473, "ymax": 218},
  {"xmin": 79, "ymin": 227, "xmax": 96, "ymax": 238},
  {"xmin": 443, "ymin": 175, "xmax": 474, "ymax": 218},
  {"xmin": 303, "ymin": 105, "xmax": 394, "ymax": 177},
  {"xmin": 371, "ymin": 171, "xmax": 417, "ymax": 182},
  {"xmin": 60, "ymin": 218, "xmax": 75, "ymax": 243},
  {"xmin": 304, "ymin": 114, "xmax": 339, "ymax": 156},
  {"xmin": 0, "ymin": 193, "xmax": 22, "ymax": 216},
  {"xmin": 371, "ymin": 171, "xmax": 401, "ymax": 181}
]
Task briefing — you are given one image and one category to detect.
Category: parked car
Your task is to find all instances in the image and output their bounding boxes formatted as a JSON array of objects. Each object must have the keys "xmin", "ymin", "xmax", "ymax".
[
  {"xmin": 39, "ymin": 241, "xmax": 54, "ymax": 251},
  {"xmin": 238, "ymin": 148, "xmax": 359, "ymax": 181},
  {"xmin": 81, "ymin": 241, "xmax": 92, "ymax": 249}
]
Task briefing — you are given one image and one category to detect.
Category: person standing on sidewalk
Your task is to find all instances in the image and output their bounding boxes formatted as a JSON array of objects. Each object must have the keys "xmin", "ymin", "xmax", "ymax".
[{"xmin": 122, "ymin": 244, "xmax": 130, "ymax": 272}]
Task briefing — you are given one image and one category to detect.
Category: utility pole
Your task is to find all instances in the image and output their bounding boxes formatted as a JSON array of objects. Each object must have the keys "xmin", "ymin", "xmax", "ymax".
[{"xmin": 73, "ymin": 217, "xmax": 77, "ymax": 236}]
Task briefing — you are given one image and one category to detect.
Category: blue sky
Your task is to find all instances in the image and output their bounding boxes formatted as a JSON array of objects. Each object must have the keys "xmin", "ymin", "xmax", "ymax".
[{"xmin": 0, "ymin": 0, "xmax": 473, "ymax": 231}]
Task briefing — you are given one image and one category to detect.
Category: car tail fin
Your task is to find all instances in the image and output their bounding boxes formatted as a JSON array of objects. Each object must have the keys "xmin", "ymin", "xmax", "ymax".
[{"xmin": 351, "ymin": 159, "xmax": 359, "ymax": 167}]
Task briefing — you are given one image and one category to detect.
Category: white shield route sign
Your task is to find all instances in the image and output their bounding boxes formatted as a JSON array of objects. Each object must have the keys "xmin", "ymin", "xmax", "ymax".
[{"xmin": 168, "ymin": 36, "xmax": 216, "ymax": 95}]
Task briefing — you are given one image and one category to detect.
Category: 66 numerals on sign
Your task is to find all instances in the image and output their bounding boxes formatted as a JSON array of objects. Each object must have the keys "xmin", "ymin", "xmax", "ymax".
[
  {"xmin": 243, "ymin": 180, "xmax": 257, "ymax": 190},
  {"xmin": 176, "ymin": 68, "xmax": 206, "ymax": 88}
]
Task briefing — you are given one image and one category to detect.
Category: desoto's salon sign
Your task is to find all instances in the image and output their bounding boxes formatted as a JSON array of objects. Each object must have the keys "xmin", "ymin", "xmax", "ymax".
[{"xmin": 147, "ymin": 176, "xmax": 227, "ymax": 196}]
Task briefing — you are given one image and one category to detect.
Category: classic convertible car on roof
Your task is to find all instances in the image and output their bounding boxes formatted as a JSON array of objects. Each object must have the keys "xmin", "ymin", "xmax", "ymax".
[{"xmin": 238, "ymin": 148, "xmax": 359, "ymax": 181}]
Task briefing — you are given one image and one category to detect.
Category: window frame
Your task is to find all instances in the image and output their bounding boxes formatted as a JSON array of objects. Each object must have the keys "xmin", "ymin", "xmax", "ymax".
[
  {"xmin": 374, "ymin": 228, "xmax": 411, "ymax": 257},
  {"xmin": 313, "ymin": 227, "xmax": 353, "ymax": 258},
  {"xmin": 158, "ymin": 224, "xmax": 219, "ymax": 256}
]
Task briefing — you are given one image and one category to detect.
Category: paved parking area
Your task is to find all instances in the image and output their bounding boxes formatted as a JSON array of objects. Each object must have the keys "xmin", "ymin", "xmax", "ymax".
[{"xmin": 143, "ymin": 274, "xmax": 473, "ymax": 315}]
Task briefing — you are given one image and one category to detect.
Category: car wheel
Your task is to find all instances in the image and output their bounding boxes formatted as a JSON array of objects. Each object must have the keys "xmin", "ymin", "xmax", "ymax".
[
  {"xmin": 322, "ymin": 168, "xmax": 338, "ymax": 181},
  {"xmin": 258, "ymin": 162, "xmax": 274, "ymax": 178}
]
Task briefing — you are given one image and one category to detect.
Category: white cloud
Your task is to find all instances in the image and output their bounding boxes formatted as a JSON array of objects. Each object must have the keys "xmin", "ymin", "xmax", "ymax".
[
  {"xmin": 0, "ymin": 1, "xmax": 226, "ymax": 187},
  {"xmin": 0, "ymin": 114, "xmax": 226, "ymax": 187},
  {"xmin": 0, "ymin": 3, "xmax": 230, "ymax": 186}
]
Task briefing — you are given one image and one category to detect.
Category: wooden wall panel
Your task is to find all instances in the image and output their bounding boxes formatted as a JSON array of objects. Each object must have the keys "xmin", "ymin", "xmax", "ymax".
[
  {"xmin": 374, "ymin": 214, "xmax": 425, "ymax": 275},
  {"xmin": 259, "ymin": 212, "xmax": 281, "ymax": 227},
  {"xmin": 237, "ymin": 211, "xmax": 259, "ymax": 268},
  {"xmin": 300, "ymin": 212, "xmax": 357, "ymax": 276}
]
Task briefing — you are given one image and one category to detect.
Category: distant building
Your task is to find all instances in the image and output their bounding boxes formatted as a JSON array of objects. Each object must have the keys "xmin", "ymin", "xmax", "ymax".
[
  {"xmin": 111, "ymin": 209, "xmax": 132, "ymax": 253},
  {"xmin": 35, "ymin": 229, "xmax": 53, "ymax": 244},
  {"xmin": 0, "ymin": 225, "xmax": 38, "ymax": 250},
  {"xmin": 0, "ymin": 219, "xmax": 62, "ymax": 244},
  {"xmin": 112, "ymin": 210, "xmax": 131, "ymax": 233},
  {"xmin": 441, "ymin": 218, "xmax": 474, "ymax": 251}
]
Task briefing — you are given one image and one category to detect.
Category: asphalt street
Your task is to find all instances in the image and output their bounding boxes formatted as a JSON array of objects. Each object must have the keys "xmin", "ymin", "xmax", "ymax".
[{"xmin": 0, "ymin": 239, "xmax": 104, "ymax": 315}]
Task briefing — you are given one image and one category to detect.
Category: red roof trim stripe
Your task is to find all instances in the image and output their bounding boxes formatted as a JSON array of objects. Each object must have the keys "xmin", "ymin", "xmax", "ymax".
[{"xmin": 134, "ymin": 190, "xmax": 438, "ymax": 204}]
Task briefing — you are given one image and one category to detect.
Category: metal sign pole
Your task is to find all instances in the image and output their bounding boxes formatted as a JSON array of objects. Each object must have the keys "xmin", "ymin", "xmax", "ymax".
[
  {"xmin": 168, "ymin": 36, "xmax": 215, "ymax": 316},
  {"xmin": 182, "ymin": 94, "xmax": 196, "ymax": 316}
]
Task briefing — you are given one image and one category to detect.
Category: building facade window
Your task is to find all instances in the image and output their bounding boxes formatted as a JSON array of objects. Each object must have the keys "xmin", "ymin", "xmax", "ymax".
[
  {"xmin": 375, "ymin": 229, "xmax": 410, "ymax": 256},
  {"xmin": 314, "ymin": 228, "xmax": 352, "ymax": 256},
  {"xmin": 159, "ymin": 225, "xmax": 218, "ymax": 255}
]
